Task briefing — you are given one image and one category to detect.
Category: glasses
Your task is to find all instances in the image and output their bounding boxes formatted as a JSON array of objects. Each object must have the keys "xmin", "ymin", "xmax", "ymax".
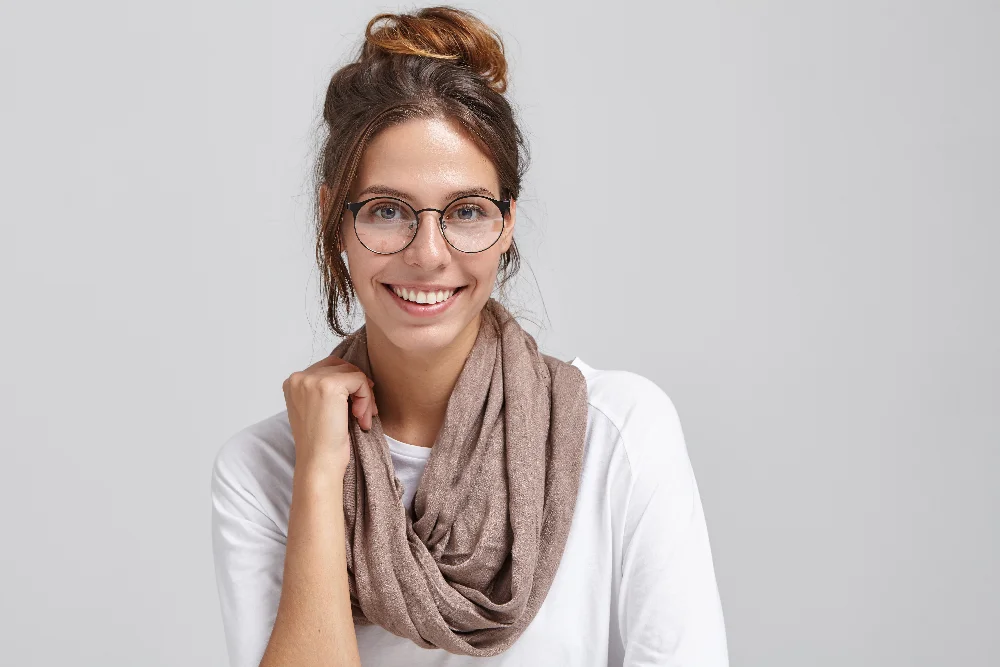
[{"xmin": 344, "ymin": 194, "xmax": 511, "ymax": 255}]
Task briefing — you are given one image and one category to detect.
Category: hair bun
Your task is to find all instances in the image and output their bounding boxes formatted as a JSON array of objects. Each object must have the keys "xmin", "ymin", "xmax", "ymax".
[{"xmin": 362, "ymin": 6, "xmax": 508, "ymax": 94}]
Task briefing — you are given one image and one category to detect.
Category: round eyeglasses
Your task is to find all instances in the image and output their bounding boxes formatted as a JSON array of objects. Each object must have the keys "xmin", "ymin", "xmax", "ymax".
[{"xmin": 344, "ymin": 194, "xmax": 511, "ymax": 255}]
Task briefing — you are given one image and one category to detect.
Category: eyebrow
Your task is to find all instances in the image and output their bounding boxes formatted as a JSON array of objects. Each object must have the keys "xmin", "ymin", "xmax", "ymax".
[{"xmin": 354, "ymin": 184, "xmax": 500, "ymax": 203}]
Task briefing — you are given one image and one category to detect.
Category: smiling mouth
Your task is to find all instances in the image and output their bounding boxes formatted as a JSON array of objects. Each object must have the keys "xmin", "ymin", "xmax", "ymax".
[{"xmin": 382, "ymin": 283, "xmax": 467, "ymax": 306}]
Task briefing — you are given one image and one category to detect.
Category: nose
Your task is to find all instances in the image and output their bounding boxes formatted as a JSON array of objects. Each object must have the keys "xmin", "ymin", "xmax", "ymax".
[{"xmin": 401, "ymin": 210, "xmax": 451, "ymax": 268}]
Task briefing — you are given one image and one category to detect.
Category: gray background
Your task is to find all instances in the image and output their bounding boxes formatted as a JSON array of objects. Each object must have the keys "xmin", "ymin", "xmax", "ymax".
[{"xmin": 2, "ymin": 1, "xmax": 997, "ymax": 665}]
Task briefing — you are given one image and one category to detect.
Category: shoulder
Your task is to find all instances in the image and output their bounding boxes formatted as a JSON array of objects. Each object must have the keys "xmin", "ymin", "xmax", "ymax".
[
  {"xmin": 212, "ymin": 408, "xmax": 296, "ymax": 484},
  {"xmin": 211, "ymin": 409, "xmax": 296, "ymax": 531},
  {"xmin": 571, "ymin": 356, "xmax": 687, "ymax": 473}
]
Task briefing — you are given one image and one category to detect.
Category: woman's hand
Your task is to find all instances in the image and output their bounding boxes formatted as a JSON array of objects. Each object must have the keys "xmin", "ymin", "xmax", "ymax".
[{"xmin": 282, "ymin": 354, "xmax": 378, "ymax": 473}]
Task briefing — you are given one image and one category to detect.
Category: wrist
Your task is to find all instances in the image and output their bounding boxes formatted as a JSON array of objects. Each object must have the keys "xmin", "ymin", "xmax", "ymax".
[{"xmin": 293, "ymin": 455, "xmax": 348, "ymax": 493}]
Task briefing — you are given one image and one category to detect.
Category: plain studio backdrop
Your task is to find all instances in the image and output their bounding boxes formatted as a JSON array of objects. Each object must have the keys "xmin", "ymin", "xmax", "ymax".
[{"xmin": 2, "ymin": 1, "xmax": 997, "ymax": 665}]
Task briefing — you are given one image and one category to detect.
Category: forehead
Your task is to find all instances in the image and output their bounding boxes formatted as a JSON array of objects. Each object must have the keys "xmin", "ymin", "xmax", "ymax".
[{"xmin": 353, "ymin": 116, "xmax": 500, "ymax": 202}]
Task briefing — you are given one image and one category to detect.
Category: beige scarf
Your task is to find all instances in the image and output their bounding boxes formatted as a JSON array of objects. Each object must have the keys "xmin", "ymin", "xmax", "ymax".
[{"xmin": 329, "ymin": 297, "xmax": 589, "ymax": 656}]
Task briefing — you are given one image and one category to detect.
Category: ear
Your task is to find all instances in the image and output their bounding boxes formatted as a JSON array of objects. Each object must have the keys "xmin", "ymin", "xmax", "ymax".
[{"xmin": 500, "ymin": 197, "xmax": 517, "ymax": 253}]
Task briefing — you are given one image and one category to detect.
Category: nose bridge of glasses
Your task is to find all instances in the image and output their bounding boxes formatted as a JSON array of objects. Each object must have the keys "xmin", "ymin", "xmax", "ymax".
[
  {"xmin": 411, "ymin": 206, "xmax": 447, "ymax": 230},
  {"xmin": 409, "ymin": 207, "xmax": 448, "ymax": 247},
  {"xmin": 413, "ymin": 206, "xmax": 445, "ymax": 220}
]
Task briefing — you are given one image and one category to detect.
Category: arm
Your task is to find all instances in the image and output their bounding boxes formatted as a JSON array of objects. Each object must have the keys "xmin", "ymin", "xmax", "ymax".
[
  {"xmin": 258, "ymin": 355, "xmax": 375, "ymax": 666},
  {"xmin": 211, "ymin": 448, "xmax": 362, "ymax": 667},
  {"xmin": 617, "ymin": 391, "xmax": 730, "ymax": 666},
  {"xmin": 211, "ymin": 355, "xmax": 376, "ymax": 667},
  {"xmin": 259, "ymin": 463, "xmax": 361, "ymax": 667}
]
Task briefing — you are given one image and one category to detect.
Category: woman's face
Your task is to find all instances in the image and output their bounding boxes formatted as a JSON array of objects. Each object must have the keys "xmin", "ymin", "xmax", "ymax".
[{"xmin": 332, "ymin": 115, "xmax": 516, "ymax": 354}]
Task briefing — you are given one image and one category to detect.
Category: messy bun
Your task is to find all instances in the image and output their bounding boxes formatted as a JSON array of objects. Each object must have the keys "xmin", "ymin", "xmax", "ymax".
[
  {"xmin": 314, "ymin": 6, "xmax": 528, "ymax": 336},
  {"xmin": 362, "ymin": 7, "xmax": 508, "ymax": 93}
]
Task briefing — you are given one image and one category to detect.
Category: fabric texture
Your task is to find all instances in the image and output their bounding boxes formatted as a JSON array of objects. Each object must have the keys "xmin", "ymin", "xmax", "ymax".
[
  {"xmin": 211, "ymin": 357, "xmax": 732, "ymax": 667},
  {"xmin": 328, "ymin": 297, "xmax": 590, "ymax": 656}
]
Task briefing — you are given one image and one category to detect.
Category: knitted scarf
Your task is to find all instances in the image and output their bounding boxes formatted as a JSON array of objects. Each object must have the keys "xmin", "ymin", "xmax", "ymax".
[{"xmin": 329, "ymin": 297, "xmax": 589, "ymax": 656}]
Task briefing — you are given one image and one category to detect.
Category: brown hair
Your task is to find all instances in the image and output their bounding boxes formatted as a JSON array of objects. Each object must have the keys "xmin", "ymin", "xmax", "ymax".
[{"xmin": 313, "ymin": 5, "xmax": 529, "ymax": 336}]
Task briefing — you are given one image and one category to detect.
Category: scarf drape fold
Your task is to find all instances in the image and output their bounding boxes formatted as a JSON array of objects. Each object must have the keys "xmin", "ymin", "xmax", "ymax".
[{"xmin": 329, "ymin": 297, "xmax": 589, "ymax": 656}]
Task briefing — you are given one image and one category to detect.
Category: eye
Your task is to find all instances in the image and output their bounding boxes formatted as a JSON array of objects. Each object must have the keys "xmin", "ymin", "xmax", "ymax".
[
  {"xmin": 372, "ymin": 204, "xmax": 399, "ymax": 220},
  {"xmin": 451, "ymin": 205, "xmax": 484, "ymax": 220}
]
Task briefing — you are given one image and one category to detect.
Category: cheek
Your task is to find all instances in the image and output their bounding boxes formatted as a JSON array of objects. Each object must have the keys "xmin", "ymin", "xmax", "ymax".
[
  {"xmin": 340, "ymin": 238, "xmax": 379, "ymax": 287},
  {"xmin": 466, "ymin": 254, "xmax": 504, "ymax": 290},
  {"xmin": 347, "ymin": 253, "xmax": 380, "ymax": 287}
]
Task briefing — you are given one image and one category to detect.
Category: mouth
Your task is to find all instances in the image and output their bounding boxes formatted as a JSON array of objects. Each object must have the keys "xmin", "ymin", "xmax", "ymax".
[{"xmin": 381, "ymin": 283, "xmax": 468, "ymax": 317}]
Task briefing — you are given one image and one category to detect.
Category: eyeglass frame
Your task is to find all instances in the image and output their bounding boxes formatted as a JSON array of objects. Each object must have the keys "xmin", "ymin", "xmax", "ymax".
[{"xmin": 344, "ymin": 194, "xmax": 512, "ymax": 255}]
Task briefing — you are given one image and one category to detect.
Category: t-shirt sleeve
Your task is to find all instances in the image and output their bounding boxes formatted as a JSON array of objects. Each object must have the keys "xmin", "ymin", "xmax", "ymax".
[
  {"xmin": 615, "ymin": 380, "xmax": 730, "ymax": 666},
  {"xmin": 210, "ymin": 439, "xmax": 287, "ymax": 667}
]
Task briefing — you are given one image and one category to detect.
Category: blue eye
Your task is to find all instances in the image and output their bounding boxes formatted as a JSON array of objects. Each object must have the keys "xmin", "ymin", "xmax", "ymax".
[{"xmin": 451, "ymin": 205, "xmax": 483, "ymax": 220}]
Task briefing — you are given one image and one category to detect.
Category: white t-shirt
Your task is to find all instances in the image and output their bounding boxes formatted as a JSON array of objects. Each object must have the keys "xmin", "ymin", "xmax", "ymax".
[{"xmin": 211, "ymin": 357, "xmax": 730, "ymax": 666}]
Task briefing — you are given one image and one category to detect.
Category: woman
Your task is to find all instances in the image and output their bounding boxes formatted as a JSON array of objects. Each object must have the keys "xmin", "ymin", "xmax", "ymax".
[{"xmin": 211, "ymin": 6, "xmax": 729, "ymax": 666}]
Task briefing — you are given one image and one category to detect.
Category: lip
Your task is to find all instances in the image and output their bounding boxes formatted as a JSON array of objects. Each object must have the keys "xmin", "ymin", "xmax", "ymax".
[{"xmin": 382, "ymin": 283, "xmax": 466, "ymax": 317}]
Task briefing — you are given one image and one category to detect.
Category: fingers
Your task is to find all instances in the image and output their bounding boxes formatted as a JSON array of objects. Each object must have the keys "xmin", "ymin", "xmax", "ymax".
[
  {"xmin": 348, "ymin": 371, "xmax": 378, "ymax": 432},
  {"xmin": 295, "ymin": 354, "xmax": 379, "ymax": 432},
  {"xmin": 349, "ymin": 369, "xmax": 377, "ymax": 431},
  {"xmin": 362, "ymin": 375, "xmax": 377, "ymax": 430},
  {"xmin": 321, "ymin": 359, "xmax": 377, "ymax": 405},
  {"xmin": 323, "ymin": 365, "xmax": 377, "ymax": 433}
]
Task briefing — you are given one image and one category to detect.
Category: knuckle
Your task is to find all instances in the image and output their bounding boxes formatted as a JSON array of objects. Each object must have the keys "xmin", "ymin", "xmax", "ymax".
[
  {"xmin": 316, "ymin": 375, "xmax": 342, "ymax": 396},
  {"xmin": 301, "ymin": 374, "xmax": 320, "ymax": 392}
]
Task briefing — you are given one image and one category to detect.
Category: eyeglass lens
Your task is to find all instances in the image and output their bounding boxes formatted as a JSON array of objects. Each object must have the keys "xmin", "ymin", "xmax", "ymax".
[{"xmin": 353, "ymin": 197, "xmax": 504, "ymax": 254}]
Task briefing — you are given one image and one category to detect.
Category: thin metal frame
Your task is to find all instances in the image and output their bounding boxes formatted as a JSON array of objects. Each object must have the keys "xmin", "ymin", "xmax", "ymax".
[{"xmin": 344, "ymin": 194, "xmax": 511, "ymax": 255}]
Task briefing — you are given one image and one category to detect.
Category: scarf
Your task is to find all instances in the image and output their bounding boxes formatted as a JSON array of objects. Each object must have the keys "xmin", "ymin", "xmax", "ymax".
[{"xmin": 329, "ymin": 297, "xmax": 589, "ymax": 656}]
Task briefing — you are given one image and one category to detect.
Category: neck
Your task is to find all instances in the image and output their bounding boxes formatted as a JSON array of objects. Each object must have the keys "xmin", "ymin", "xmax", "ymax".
[{"xmin": 366, "ymin": 311, "xmax": 482, "ymax": 448}]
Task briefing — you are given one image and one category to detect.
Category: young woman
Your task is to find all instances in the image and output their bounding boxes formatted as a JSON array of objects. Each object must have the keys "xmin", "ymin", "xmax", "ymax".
[{"xmin": 211, "ymin": 7, "xmax": 729, "ymax": 666}]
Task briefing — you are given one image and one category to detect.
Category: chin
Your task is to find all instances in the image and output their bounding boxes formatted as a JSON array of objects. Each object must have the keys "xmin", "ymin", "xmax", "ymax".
[{"xmin": 381, "ymin": 319, "xmax": 467, "ymax": 354}]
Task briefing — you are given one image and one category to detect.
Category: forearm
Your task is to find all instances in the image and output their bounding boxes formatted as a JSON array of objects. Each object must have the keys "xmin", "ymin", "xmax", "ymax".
[{"xmin": 260, "ymin": 463, "xmax": 361, "ymax": 667}]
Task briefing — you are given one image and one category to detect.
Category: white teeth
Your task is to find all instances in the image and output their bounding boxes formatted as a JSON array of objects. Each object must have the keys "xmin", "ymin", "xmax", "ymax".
[{"xmin": 392, "ymin": 286, "xmax": 456, "ymax": 304}]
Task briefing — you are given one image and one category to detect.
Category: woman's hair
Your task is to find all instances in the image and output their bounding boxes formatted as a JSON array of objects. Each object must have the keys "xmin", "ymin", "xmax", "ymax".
[{"xmin": 314, "ymin": 5, "xmax": 529, "ymax": 336}]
